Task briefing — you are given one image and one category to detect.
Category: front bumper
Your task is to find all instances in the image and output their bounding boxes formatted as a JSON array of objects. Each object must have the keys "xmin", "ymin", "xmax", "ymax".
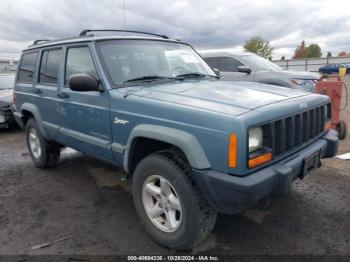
[{"xmin": 193, "ymin": 129, "xmax": 338, "ymax": 214}]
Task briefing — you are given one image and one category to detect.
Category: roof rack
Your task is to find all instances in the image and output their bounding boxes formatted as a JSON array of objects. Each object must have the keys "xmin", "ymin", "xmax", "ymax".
[
  {"xmin": 79, "ymin": 29, "xmax": 169, "ymax": 39},
  {"xmin": 32, "ymin": 39, "xmax": 51, "ymax": 45}
]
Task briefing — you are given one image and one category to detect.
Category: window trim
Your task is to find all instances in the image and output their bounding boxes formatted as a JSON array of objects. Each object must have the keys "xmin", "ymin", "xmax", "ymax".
[
  {"xmin": 17, "ymin": 51, "xmax": 39, "ymax": 84},
  {"xmin": 63, "ymin": 44, "xmax": 100, "ymax": 88},
  {"xmin": 38, "ymin": 47, "xmax": 63, "ymax": 86}
]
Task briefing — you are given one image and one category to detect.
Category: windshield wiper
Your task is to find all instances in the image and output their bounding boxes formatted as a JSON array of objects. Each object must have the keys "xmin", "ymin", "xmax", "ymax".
[
  {"xmin": 124, "ymin": 75, "xmax": 182, "ymax": 83},
  {"xmin": 176, "ymin": 72, "xmax": 219, "ymax": 79}
]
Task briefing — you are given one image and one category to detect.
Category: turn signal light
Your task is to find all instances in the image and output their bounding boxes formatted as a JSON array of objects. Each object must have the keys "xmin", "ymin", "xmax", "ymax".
[
  {"xmin": 228, "ymin": 133, "xmax": 237, "ymax": 168},
  {"xmin": 248, "ymin": 152, "xmax": 272, "ymax": 169},
  {"xmin": 324, "ymin": 121, "xmax": 331, "ymax": 131}
]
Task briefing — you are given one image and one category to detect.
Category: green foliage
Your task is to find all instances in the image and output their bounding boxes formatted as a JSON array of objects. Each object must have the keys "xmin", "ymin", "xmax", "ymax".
[
  {"xmin": 243, "ymin": 36, "xmax": 274, "ymax": 59},
  {"xmin": 293, "ymin": 40, "xmax": 308, "ymax": 59},
  {"xmin": 293, "ymin": 41, "xmax": 322, "ymax": 58},
  {"xmin": 327, "ymin": 51, "xmax": 332, "ymax": 58},
  {"xmin": 307, "ymin": 44, "xmax": 322, "ymax": 58}
]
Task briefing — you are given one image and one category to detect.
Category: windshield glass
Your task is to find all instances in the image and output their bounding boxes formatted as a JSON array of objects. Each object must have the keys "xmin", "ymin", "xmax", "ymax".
[
  {"xmin": 0, "ymin": 74, "xmax": 15, "ymax": 90},
  {"xmin": 96, "ymin": 40, "xmax": 215, "ymax": 86},
  {"xmin": 241, "ymin": 54, "xmax": 282, "ymax": 72}
]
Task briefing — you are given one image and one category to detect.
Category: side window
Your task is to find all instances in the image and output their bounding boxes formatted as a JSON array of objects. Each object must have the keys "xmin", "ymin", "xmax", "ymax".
[
  {"xmin": 65, "ymin": 46, "xmax": 98, "ymax": 85},
  {"xmin": 18, "ymin": 52, "xmax": 38, "ymax": 83},
  {"xmin": 39, "ymin": 49, "xmax": 62, "ymax": 85},
  {"xmin": 220, "ymin": 57, "xmax": 244, "ymax": 72},
  {"xmin": 203, "ymin": 57, "xmax": 221, "ymax": 69}
]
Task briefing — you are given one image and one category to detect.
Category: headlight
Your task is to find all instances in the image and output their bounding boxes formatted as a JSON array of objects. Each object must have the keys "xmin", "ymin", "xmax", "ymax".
[
  {"xmin": 290, "ymin": 79, "xmax": 316, "ymax": 86},
  {"xmin": 248, "ymin": 126, "xmax": 263, "ymax": 153},
  {"xmin": 290, "ymin": 78, "xmax": 317, "ymax": 87}
]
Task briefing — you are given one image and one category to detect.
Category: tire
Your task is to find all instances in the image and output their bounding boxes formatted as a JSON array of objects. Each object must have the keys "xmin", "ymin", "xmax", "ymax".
[
  {"xmin": 132, "ymin": 150, "xmax": 217, "ymax": 251},
  {"xmin": 337, "ymin": 120, "xmax": 347, "ymax": 140},
  {"xmin": 25, "ymin": 118, "xmax": 61, "ymax": 168}
]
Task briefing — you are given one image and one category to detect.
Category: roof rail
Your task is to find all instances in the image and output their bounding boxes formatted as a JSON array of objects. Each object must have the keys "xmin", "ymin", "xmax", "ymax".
[
  {"xmin": 79, "ymin": 29, "xmax": 169, "ymax": 39},
  {"xmin": 32, "ymin": 39, "xmax": 51, "ymax": 45}
]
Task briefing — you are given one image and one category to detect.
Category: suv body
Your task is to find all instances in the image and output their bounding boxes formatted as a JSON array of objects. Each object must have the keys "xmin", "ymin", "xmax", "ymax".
[
  {"xmin": 14, "ymin": 30, "xmax": 338, "ymax": 250},
  {"xmin": 201, "ymin": 50, "xmax": 321, "ymax": 92}
]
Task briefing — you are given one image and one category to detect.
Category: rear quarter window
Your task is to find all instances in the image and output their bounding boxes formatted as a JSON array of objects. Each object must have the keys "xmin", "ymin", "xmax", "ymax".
[{"xmin": 18, "ymin": 52, "xmax": 38, "ymax": 84}]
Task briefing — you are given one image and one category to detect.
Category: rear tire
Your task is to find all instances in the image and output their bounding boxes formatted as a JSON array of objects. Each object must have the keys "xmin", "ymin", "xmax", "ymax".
[
  {"xmin": 25, "ymin": 118, "xmax": 61, "ymax": 168},
  {"xmin": 132, "ymin": 150, "xmax": 217, "ymax": 251},
  {"xmin": 337, "ymin": 120, "xmax": 347, "ymax": 140}
]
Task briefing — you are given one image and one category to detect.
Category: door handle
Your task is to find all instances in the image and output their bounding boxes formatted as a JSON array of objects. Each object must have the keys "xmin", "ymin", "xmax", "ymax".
[
  {"xmin": 32, "ymin": 88, "xmax": 42, "ymax": 94},
  {"xmin": 57, "ymin": 92, "xmax": 70, "ymax": 98}
]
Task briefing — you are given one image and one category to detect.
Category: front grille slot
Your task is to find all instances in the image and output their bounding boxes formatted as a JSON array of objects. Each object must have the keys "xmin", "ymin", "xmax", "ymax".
[{"xmin": 272, "ymin": 105, "xmax": 325, "ymax": 157}]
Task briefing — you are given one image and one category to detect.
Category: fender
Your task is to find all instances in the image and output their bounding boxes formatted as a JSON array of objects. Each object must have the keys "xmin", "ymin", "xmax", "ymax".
[
  {"xmin": 20, "ymin": 103, "xmax": 48, "ymax": 138},
  {"xmin": 124, "ymin": 124, "xmax": 211, "ymax": 172}
]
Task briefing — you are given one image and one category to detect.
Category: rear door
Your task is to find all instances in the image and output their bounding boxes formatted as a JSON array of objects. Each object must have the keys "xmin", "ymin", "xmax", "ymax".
[
  {"xmin": 35, "ymin": 47, "xmax": 63, "ymax": 139},
  {"xmin": 56, "ymin": 43, "xmax": 113, "ymax": 161}
]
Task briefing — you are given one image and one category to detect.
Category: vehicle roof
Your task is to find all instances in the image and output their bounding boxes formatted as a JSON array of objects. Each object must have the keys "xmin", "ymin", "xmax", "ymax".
[
  {"xmin": 199, "ymin": 49, "xmax": 255, "ymax": 58},
  {"xmin": 23, "ymin": 35, "xmax": 186, "ymax": 52}
]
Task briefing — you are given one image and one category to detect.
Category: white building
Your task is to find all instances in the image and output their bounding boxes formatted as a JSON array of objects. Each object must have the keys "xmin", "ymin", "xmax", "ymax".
[{"xmin": 0, "ymin": 59, "xmax": 19, "ymax": 73}]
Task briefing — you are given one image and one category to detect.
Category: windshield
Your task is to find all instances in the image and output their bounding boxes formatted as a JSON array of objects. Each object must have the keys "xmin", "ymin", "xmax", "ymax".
[
  {"xmin": 0, "ymin": 74, "xmax": 15, "ymax": 90},
  {"xmin": 96, "ymin": 40, "xmax": 216, "ymax": 86},
  {"xmin": 241, "ymin": 54, "xmax": 282, "ymax": 72}
]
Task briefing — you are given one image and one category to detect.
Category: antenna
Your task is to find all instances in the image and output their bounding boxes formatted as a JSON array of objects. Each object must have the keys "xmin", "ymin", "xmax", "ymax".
[{"xmin": 123, "ymin": 0, "xmax": 127, "ymax": 31}]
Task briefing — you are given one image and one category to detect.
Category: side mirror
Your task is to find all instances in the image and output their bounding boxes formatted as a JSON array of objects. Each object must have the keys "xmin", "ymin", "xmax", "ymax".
[
  {"xmin": 238, "ymin": 66, "xmax": 252, "ymax": 74},
  {"xmin": 69, "ymin": 74, "xmax": 102, "ymax": 92},
  {"xmin": 213, "ymin": 68, "xmax": 221, "ymax": 77}
]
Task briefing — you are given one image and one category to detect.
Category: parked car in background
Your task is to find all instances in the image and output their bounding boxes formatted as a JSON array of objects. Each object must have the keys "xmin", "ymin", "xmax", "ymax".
[
  {"xmin": 319, "ymin": 64, "xmax": 350, "ymax": 75},
  {"xmin": 0, "ymin": 74, "xmax": 16, "ymax": 128},
  {"xmin": 201, "ymin": 50, "xmax": 321, "ymax": 92}
]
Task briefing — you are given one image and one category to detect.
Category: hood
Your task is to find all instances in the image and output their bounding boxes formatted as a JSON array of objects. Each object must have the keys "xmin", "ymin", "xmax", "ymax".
[
  {"xmin": 129, "ymin": 80, "xmax": 310, "ymax": 116},
  {"xmin": 0, "ymin": 89, "xmax": 13, "ymax": 106},
  {"xmin": 278, "ymin": 69, "xmax": 321, "ymax": 80}
]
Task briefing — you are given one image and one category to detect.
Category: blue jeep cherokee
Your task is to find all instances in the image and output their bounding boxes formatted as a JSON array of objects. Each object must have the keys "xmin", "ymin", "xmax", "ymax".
[{"xmin": 14, "ymin": 30, "xmax": 338, "ymax": 250}]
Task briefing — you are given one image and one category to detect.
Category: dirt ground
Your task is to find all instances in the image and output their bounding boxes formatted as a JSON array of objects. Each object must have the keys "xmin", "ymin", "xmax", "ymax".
[{"xmin": 0, "ymin": 78, "xmax": 349, "ymax": 258}]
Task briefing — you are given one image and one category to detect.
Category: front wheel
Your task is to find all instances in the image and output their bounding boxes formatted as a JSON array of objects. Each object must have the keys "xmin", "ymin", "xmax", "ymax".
[
  {"xmin": 132, "ymin": 151, "xmax": 217, "ymax": 251},
  {"xmin": 25, "ymin": 118, "xmax": 61, "ymax": 168}
]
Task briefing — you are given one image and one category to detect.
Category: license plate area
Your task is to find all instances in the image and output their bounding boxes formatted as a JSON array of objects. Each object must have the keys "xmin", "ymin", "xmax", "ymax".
[{"xmin": 300, "ymin": 150, "xmax": 321, "ymax": 179}]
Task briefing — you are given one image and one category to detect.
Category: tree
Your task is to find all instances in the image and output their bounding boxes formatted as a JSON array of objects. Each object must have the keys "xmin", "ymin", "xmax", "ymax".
[
  {"xmin": 327, "ymin": 51, "xmax": 332, "ymax": 58},
  {"xmin": 338, "ymin": 51, "xmax": 348, "ymax": 57},
  {"xmin": 307, "ymin": 44, "xmax": 322, "ymax": 58},
  {"xmin": 293, "ymin": 40, "xmax": 308, "ymax": 59},
  {"xmin": 243, "ymin": 36, "xmax": 274, "ymax": 59}
]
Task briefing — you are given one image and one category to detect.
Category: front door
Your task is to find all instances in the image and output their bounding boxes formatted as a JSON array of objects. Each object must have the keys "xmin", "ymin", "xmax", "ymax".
[
  {"xmin": 56, "ymin": 44, "xmax": 113, "ymax": 161},
  {"xmin": 218, "ymin": 57, "xmax": 255, "ymax": 81}
]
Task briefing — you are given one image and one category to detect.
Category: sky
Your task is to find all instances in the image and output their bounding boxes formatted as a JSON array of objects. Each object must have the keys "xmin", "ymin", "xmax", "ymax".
[{"xmin": 0, "ymin": 0, "xmax": 349, "ymax": 60}]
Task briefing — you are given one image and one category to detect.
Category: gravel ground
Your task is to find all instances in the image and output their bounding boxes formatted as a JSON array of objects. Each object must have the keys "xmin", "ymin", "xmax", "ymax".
[{"xmin": 0, "ymin": 78, "xmax": 349, "ymax": 258}]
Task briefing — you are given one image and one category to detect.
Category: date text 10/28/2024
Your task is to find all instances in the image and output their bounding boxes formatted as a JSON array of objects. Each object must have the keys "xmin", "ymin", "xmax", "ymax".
[{"xmin": 127, "ymin": 256, "xmax": 220, "ymax": 261}]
